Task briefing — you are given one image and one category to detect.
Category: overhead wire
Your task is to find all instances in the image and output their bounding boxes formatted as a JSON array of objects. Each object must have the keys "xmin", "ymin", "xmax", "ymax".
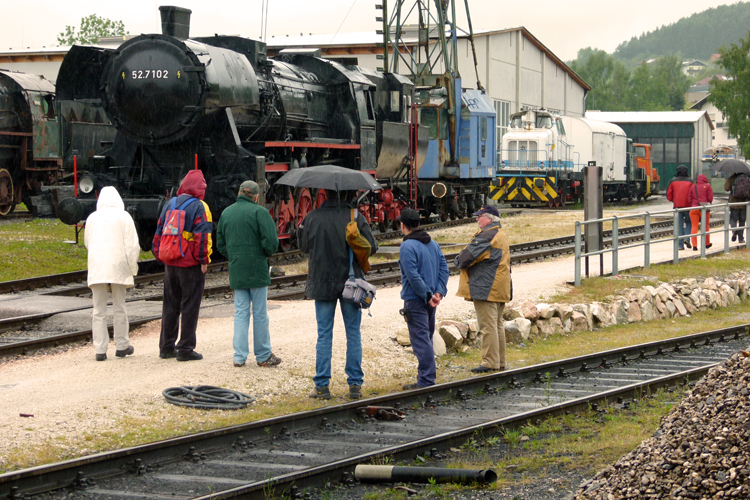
[{"xmin": 330, "ymin": 0, "xmax": 360, "ymax": 44}]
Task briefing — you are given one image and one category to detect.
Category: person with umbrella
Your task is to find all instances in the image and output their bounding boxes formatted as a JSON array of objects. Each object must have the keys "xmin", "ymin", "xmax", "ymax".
[
  {"xmin": 719, "ymin": 160, "xmax": 750, "ymax": 243},
  {"xmin": 283, "ymin": 166, "xmax": 379, "ymax": 400}
]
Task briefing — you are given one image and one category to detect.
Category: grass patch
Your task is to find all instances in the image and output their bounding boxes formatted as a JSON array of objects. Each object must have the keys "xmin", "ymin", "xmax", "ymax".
[
  {"xmin": 549, "ymin": 250, "xmax": 750, "ymax": 305},
  {"xmin": 0, "ymin": 218, "xmax": 152, "ymax": 281}
]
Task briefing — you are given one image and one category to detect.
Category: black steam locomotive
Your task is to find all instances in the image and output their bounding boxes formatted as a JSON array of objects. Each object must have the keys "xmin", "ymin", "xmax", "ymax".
[{"xmin": 57, "ymin": 6, "xmax": 424, "ymax": 250}]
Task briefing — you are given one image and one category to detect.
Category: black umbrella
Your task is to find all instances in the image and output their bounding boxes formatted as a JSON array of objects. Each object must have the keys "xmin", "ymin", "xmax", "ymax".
[
  {"xmin": 712, "ymin": 159, "xmax": 750, "ymax": 175},
  {"xmin": 275, "ymin": 165, "xmax": 382, "ymax": 191}
]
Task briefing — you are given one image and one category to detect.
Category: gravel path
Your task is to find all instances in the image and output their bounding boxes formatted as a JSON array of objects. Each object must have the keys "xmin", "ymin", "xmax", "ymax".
[{"xmin": 0, "ymin": 200, "xmax": 734, "ymax": 475}]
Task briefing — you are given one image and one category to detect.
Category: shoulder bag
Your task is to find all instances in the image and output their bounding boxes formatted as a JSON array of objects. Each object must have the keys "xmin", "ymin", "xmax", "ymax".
[{"xmin": 342, "ymin": 248, "xmax": 376, "ymax": 313}]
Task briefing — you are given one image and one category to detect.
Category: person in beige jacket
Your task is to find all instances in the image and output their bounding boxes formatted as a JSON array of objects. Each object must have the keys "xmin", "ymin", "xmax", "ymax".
[
  {"xmin": 84, "ymin": 186, "xmax": 140, "ymax": 361},
  {"xmin": 455, "ymin": 205, "xmax": 512, "ymax": 373}
]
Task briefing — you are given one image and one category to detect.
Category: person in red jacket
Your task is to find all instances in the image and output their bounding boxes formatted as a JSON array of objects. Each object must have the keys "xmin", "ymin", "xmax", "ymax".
[
  {"xmin": 666, "ymin": 165, "xmax": 694, "ymax": 250},
  {"xmin": 687, "ymin": 174, "xmax": 714, "ymax": 251},
  {"xmin": 152, "ymin": 170, "xmax": 213, "ymax": 361}
]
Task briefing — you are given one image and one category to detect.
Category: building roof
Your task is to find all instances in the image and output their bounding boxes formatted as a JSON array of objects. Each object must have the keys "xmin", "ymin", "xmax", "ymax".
[
  {"xmin": 586, "ymin": 111, "xmax": 714, "ymax": 130},
  {"xmin": 267, "ymin": 26, "xmax": 591, "ymax": 91},
  {"xmin": 690, "ymin": 94, "xmax": 710, "ymax": 109}
]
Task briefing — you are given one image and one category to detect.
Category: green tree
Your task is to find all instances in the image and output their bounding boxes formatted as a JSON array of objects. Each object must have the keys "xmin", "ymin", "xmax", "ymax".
[
  {"xmin": 569, "ymin": 48, "xmax": 616, "ymax": 110},
  {"xmin": 57, "ymin": 14, "xmax": 127, "ymax": 45},
  {"xmin": 711, "ymin": 30, "xmax": 750, "ymax": 158}
]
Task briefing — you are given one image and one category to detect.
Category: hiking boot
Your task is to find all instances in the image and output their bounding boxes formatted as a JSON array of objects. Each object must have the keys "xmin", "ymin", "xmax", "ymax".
[
  {"xmin": 115, "ymin": 346, "xmax": 134, "ymax": 358},
  {"xmin": 95, "ymin": 353, "xmax": 107, "ymax": 361},
  {"xmin": 176, "ymin": 350, "xmax": 203, "ymax": 361},
  {"xmin": 402, "ymin": 383, "xmax": 420, "ymax": 390},
  {"xmin": 706, "ymin": 243, "xmax": 713, "ymax": 249},
  {"xmin": 159, "ymin": 348, "xmax": 177, "ymax": 359},
  {"xmin": 685, "ymin": 240, "xmax": 691, "ymax": 249},
  {"xmin": 257, "ymin": 352, "xmax": 282, "ymax": 367},
  {"xmin": 310, "ymin": 386, "xmax": 332, "ymax": 400},
  {"xmin": 348, "ymin": 385, "xmax": 362, "ymax": 400},
  {"xmin": 233, "ymin": 361, "xmax": 245, "ymax": 367},
  {"xmin": 471, "ymin": 365, "xmax": 499, "ymax": 373}
]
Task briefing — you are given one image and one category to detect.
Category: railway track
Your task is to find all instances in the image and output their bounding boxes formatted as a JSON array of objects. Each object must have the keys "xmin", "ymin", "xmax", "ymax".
[
  {"xmin": 0, "ymin": 216, "xmax": 484, "ymax": 296},
  {"xmin": 1, "ymin": 325, "xmax": 746, "ymax": 499},
  {"xmin": 0, "ymin": 218, "xmax": 730, "ymax": 360}
]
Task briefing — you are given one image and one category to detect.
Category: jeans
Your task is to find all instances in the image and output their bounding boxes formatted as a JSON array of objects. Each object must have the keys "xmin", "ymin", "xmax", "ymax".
[
  {"xmin": 313, "ymin": 299, "xmax": 363, "ymax": 388},
  {"xmin": 404, "ymin": 299, "xmax": 436, "ymax": 387},
  {"xmin": 676, "ymin": 210, "xmax": 691, "ymax": 248},
  {"xmin": 233, "ymin": 287, "xmax": 271, "ymax": 364}
]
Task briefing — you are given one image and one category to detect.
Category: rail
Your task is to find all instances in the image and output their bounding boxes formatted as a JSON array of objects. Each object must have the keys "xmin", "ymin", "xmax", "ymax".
[{"xmin": 574, "ymin": 201, "xmax": 750, "ymax": 286}]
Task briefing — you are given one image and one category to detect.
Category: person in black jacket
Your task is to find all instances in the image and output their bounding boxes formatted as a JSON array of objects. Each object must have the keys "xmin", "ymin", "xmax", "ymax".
[{"xmin": 298, "ymin": 190, "xmax": 378, "ymax": 401}]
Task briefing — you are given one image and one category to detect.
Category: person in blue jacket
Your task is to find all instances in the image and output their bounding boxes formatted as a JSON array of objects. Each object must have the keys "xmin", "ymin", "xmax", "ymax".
[{"xmin": 397, "ymin": 208, "xmax": 449, "ymax": 389}]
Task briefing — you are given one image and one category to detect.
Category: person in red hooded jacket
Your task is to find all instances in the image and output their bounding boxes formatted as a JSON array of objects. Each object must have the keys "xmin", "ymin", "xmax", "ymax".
[
  {"xmin": 152, "ymin": 170, "xmax": 213, "ymax": 361},
  {"xmin": 666, "ymin": 165, "xmax": 693, "ymax": 250},
  {"xmin": 687, "ymin": 173, "xmax": 714, "ymax": 251}
]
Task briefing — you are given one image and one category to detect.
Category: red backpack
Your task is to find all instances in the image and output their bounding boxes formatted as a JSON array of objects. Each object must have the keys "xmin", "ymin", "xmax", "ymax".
[{"xmin": 158, "ymin": 197, "xmax": 198, "ymax": 263}]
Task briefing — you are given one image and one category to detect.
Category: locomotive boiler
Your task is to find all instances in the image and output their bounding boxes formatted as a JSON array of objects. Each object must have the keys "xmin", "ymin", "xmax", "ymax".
[{"xmin": 57, "ymin": 6, "xmax": 425, "ymax": 249}]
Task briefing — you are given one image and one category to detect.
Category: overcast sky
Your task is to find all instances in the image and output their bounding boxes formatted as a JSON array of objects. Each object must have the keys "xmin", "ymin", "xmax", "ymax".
[{"xmin": 0, "ymin": 0, "xmax": 744, "ymax": 61}]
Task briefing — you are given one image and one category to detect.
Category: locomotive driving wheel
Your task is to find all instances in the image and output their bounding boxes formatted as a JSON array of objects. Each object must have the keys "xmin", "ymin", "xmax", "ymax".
[
  {"xmin": 273, "ymin": 195, "xmax": 295, "ymax": 252},
  {"xmin": 0, "ymin": 169, "xmax": 15, "ymax": 216},
  {"xmin": 295, "ymin": 188, "xmax": 313, "ymax": 228}
]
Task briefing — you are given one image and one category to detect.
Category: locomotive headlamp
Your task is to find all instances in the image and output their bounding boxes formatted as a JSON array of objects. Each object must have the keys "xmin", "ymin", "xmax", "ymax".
[{"xmin": 79, "ymin": 175, "xmax": 95, "ymax": 194}]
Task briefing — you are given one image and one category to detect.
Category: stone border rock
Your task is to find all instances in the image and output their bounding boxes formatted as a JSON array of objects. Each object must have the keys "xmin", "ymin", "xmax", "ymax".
[{"xmin": 394, "ymin": 273, "xmax": 750, "ymax": 352}]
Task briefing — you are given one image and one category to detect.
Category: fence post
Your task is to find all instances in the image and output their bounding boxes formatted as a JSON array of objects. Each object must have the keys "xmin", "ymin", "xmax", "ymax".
[
  {"xmin": 672, "ymin": 209, "xmax": 679, "ymax": 264},
  {"xmin": 644, "ymin": 212, "xmax": 651, "ymax": 268},
  {"xmin": 746, "ymin": 202, "xmax": 750, "ymax": 248},
  {"xmin": 611, "ymin": 216, "xmax": 618, "ymax": 277},
  {"xmin": 700, "ymin": 207, "xmax": 707, "ymax": 258},
  {"xmin": 725, "ymin": 202, "xmax": 731, "ymax": 254},
  {"xmin": 575, "ymin": 221, "xmax": 582, "ymax": 287}
]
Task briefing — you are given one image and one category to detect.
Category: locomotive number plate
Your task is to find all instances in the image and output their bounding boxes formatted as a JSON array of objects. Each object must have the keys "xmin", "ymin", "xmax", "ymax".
[{"xmin": 125, "ymin": 70, "xmax": 171, "ymax": 80}]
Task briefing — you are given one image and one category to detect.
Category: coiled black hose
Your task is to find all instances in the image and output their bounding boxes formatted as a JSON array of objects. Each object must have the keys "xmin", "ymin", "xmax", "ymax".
[{"xmin": 162, "ymin": 385, "xmax": 255, "ymax": 409}]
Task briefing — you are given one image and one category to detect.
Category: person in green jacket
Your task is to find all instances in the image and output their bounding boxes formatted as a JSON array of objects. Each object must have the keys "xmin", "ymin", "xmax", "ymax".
[{"xmin": 216, "ymin": 180, "xmax": 282, "ymax": 368}]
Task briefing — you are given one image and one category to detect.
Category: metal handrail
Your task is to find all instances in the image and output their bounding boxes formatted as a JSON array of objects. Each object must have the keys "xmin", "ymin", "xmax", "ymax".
[{"xmin": 574, "ymin": 201, "xmax": 750, "ymax": 286}]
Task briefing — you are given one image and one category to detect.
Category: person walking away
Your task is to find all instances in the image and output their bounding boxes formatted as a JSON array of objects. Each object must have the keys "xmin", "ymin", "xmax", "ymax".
[
  {"xmin": 216, "ymin": 180, "xmax": 282, "ymax": 368},
  {"xmin": 688, "ymin": 173, "xmax": 714, "ymax": 251},
  {"xmin": 84, "ymin": 186, "xmax": 141, "ymax": 361},
  {"xmin": 153, "ymin": 169, "xmax": 213, "ymax": 361},
  {"xmin": 666, "ymin": 164, "xmax": 693, "ymax": 250},
  {"xmin": 724, "ymin": 172, "xmax": 750, "ymax": 243},
  {"xmin": 298, "ymin": 190, "xmax": 378, "ymax": 400},
  {"xmin": 455, "ymin": 205, "xmax": 512, "ymax": 373},
  {"xmin": 397, "ymin": 208, "xmax": 449, "ymax": 390}
]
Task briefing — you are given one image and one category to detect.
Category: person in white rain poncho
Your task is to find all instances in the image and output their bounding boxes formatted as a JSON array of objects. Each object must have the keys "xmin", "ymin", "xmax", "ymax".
[{"xmin": 84, "ymin": 186, "xmax": 141, "ymax": 361}]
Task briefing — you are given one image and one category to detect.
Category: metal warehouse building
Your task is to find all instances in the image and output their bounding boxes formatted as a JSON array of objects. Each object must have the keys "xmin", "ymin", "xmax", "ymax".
[{"xmin": 586, "ymin": 111, "xmax": 714, "ymax": 190}]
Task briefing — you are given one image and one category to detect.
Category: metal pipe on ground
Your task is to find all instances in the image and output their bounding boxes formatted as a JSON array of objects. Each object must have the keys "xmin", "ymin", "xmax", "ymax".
[{"xmin": 354, "ymin": 465, "xmax": 497, "ymax": 484}]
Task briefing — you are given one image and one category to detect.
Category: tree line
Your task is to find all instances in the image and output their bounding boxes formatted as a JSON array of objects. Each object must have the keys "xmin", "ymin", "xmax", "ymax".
[
  {"xmin": 613, "ymin": 2, "xmax": 750, "ymax": 63},
  {"xmin": 568, "ymin": 49, "xmax": 690, "ymax": 112}
]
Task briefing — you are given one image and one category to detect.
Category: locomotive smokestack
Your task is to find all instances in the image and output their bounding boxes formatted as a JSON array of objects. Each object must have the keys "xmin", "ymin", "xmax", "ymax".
[{"xmin": 159, "ymin": 6, "xmax": 192, "ymax": 38}]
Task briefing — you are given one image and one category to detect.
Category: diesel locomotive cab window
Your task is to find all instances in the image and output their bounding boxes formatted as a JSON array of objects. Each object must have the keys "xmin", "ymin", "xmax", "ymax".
[
  {"xmin": 421, "ymin": 108, "xmax": 438, "ymax": 139},
  {"xmin": 556, "ymin": 118, "xmax": 566, "ymax": 136},
  {"xmin": 536, "ymin": 115, "xmax": 552, "ymax": 128},
  {"xmin": 510, "ymin": 116, "xmax": 522, "ymax": 128},
  {"xmin": 438, "ymin": 108, "xmax": 448, "ymax": 140},
  {"xmin": 480, "ymin": 116, "xmax": 487, "ymax": 140}
]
